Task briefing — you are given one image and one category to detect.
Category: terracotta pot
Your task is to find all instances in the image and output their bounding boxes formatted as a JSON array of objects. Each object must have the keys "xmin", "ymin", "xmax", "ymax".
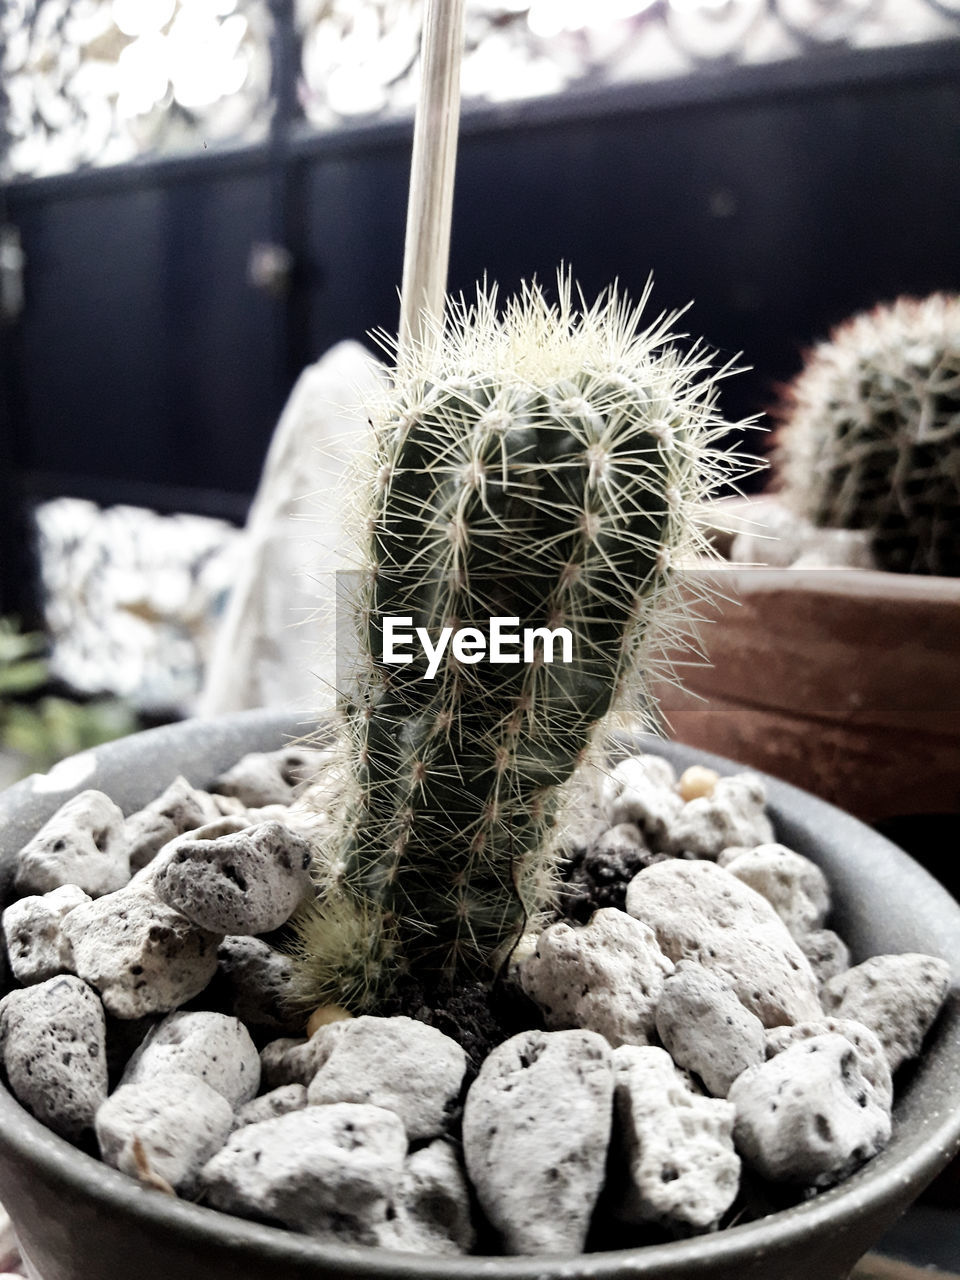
[
  {"xmin": 1, "ymin": 710, "xmax": 959, "ymax": 1280},
  {"xmin": 653, "ymin": 565, "xmax": 960, "ymax": 825}
]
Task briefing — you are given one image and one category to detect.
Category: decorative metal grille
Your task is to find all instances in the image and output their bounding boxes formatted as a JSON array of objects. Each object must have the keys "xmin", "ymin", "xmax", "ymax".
[
  {"xmin": 1, "ymin": 0, "xmax": 274, "ymax": 179},
  {"xmin": 296, "ymin": 0, "xmax": 960, "ymax": 130},
  {"xmin": 1, "ymin": 0, "xmax": 959, "ymax": 178},
  {"xmin": 34, "ymin": 498, "xmax": 242, "ymax": 714}
]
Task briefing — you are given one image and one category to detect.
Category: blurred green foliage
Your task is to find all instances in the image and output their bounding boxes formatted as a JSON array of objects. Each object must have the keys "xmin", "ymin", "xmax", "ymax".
[{"xmin": 0, "ymin": 618, "xmax": 138, "ymax": 781}]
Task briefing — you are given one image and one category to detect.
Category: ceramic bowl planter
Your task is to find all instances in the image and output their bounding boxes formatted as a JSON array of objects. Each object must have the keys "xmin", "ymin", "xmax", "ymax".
[
  {"xmin": 1, "ymin": 709, "xmax": 959, "ymax": 1280},
  {"xmin": 652, "ymin": 562, "xmax": 960, "ymax": 826}
]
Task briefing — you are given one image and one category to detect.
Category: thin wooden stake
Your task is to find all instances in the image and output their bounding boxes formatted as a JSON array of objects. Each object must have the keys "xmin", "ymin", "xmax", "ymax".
[{"xmin": 398, "ymin": 0, "xmax": 467, "ymax": 359}]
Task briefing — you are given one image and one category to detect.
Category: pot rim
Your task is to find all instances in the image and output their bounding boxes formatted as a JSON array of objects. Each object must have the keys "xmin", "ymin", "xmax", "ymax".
[
  {"xmin": 1, "ymin": 709, "xmax": 959, "ymax": 1278},
  {"xmin": 680, "ymin": 561, "xmax": 960, "ymax": 603}
]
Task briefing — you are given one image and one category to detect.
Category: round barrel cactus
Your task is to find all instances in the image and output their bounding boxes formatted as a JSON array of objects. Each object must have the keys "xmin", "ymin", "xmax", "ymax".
[
  {"xmin": 776, "ymin": 293, "xmax": 960, "ymax": 576},
  {"xmin": 293, "ymin": 276, "xmax": 747, "ymax": 1009}
]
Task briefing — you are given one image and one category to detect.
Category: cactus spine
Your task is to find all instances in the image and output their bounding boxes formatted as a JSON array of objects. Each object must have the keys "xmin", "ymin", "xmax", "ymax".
[
  {"xmin": 776, "ymin": 292, "xmax": 960, "ymax": 576},
  {"xmin": 293, "ymin": 276, "xmax": 743, "ymax": 1010}
]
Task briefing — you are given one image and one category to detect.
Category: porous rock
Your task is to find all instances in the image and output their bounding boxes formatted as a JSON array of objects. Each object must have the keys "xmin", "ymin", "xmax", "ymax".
[
  {"xmin": 666, "ymin": 775, "xmax": 775, "ymax": 859},
  {"xmin": 655, "ymin": 960, "xmax": 765, "ymax": 1097},
  {"xmin": 123, "ymin": 776, "xmax": 222, "ymax": 872},
  {"xmin": 202, "ymin": 1103, "xmax": 407, "ymax": 1244},
  {"xmin": 0, "ymin": 975, "xmax": 107, "ymax": 1140},
  {"xmin": 211, "ymin": 747, "xmax": 325, "ymax": 809},
  {"xmin": 234, "ymin": 1083, "xmax": 307, "ymax": 1129},
  {"xmin": 215, "ymin": 936, "xmax": 303, "ymax": 1034},
  {"xmin": 390, "ymin": 1139, "xmax": 476, "ymax": 1256},
  {"xmin": 605, "ymin": 754, "xmax": 682, "ymax": 844},
  {"xmin": 462, "ymin": 1028, "xmax": 613, "ymax": 1255},
  {"xmin": 2, "ymin": 884, "xmax": 89, "ymax": 985},
  {"xmin": 729, "ymin": 1033, "xmax": 891, "ymax": 1186},
  {"xmin": 306, "ymin": 1015, "xmax": 467, "ymax": 1141},
  {"xmin": 260, "ymin": 1022, "xmax": 349, "ymax": 1089},
  {"xmin": 821, "ymin": 953, "xmax": 952, "ymax": 1072},
  {"xmin": 518, "ymin": 908, "xmax": 673, "ymax": 1047},
  {"xmin": 62, "ymin": 884, "xmax": 220, "ymax": 1019},
  {"xmin": 612, "ymin": 1045, "xmax": 740, "ymax": 1232},
  {"xmin": 799, "ymin": 929, "xmax": 850, "ymax": 986},
  {"xmin": 625, "ymin": 859, "xmax": 821, "ymax": 1026},
  {"xmin": 96, "ymin": 1073, "xmax": 233, "ymax": 1194},
  {"xmin": 243, "ymin": 804, "xmax": 295, "ymax": 825},
  {"xmin": 122, "ymin": 1010, "xmax": 260, "ymax": 1106},
  {"xmin": 765, "ymin": 1017, "xmax": 893, "ymax": 1112},
  {"xmin": 152, "ymin": 820, "xmax": 312, "ymax": 935},
  {"xmin": 14, "ymin": 790, "xmax": 128, "ymax": 898},
  {"xmin": 718, "ymin": 843, "xmax": 830, "ymax": 937}
]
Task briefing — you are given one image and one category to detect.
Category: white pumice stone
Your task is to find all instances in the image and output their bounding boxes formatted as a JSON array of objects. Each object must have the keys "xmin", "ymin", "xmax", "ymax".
[
  {"xmin": 242, "ymin": 804, "xmax": 295, "ymax": 825},
  {"xmin": 306, "ymin": 1015, "xmax": 468, "ymax": 1141},
  {"xmin": 122, "ymin": 1010, "xmax": 261, "ymax": 1106},
  {"xmin": 62, "ymin": 883, "xmax": 220, "ymax": 1018},
  {"xmin": 605, "ymin": 755, "xmax": 683, "ymax": 843},
  {"xmin": 260, "ymin": 1036, "xmax": 308, "ymax": 1088},
  {"xmin": 799, "ymin": 929, "xmax": 851, "ymax": 986},
  {"xmin": 215, "ymin": 936, "xmax": 303, "ymax": 1034},
  {"xmin": 820, "ymin": 953, "xmax": 952, "ymax": 1072},
  {"xmin": 233, "ymin": 1083, "xmax": 308, "ymax": 1129},
  {"xmin": 388, "ymin": 1139, "xmax": 476, "ymax": 1256},
  {"xmin": 765, "ymin": 1018, "xmax": 893, "ymax": 1112},
  {"xmin": 210, "ymin": 794, "xmax": 249, "ymax": 817},
  {"xmin": 96, "ymin": 1072, "xmax": 234, "ymax": 1194},
  {"xmin": 14, "ymin": 790, "xmax": 129, "ymax": 898},
  {"xmin": 2, "ymin": 884, "xmax": 90, "ymax": 984},
  {"xmin": 729, "ymin": 1033, "xmax": 892, "ymax": 1186},
  {"xmin": 462, "ymin": 1029, "xmax": 614, "ymax": 1255},
  {"xmin": 211, "ymin": 752, "xmax": 296, "ymax": 808},
  {"xmin": 718, "ymin": 844, "xmax": 830, "ymax": 937},
  {"xmin": 611, "ymin": 1045, "xmax": 740, "ymax": 1232},
  {"xmin": 593, "ymin": 822, "xmax": 647, "ymax": 859},
  {"xmin": 0, "ymin": 975, "xmax": 107, "ymax": 1140},
  {"xmin": 665, "ymin": 775, "xmax": 775, "ymax": 859},
  {"xmin": 152, "ymin": 820, "xmax": 312, "ymax": 935},
  {"xmin": 518, "ymin": 908, "xmax": 673, "ymax": 1047},
  {"xmin": 123, "ymin": 776, "xmax": 223, "ymax": 872},
  {"xmin": 260, "ymin": 1022, "xmax": 350, "ymax": 1089},
  {"xmin": 608, "ymin": 752, "xmax": 677, "ymax": 794},
  {"xmin": 201, "ymin": 1103, "xmax": 408, "ymax": 1244},
  {"xmin": 139, "ymin": 817, "xmax": 252, "ymax": 887},
  {"xmin": 655, "ymin": 961, "xmax": 765, "ymax": 1097},
  {"xmin": 211, "ymin": 747, "xmax": 325, "ymax": 809},
  {"xmin": 625, "ymin": 860, "xmax": 821, "ymax": 1027}
]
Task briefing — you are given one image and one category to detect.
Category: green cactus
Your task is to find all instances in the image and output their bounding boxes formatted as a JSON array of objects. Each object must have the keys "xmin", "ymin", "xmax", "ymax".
[
  {"xmin": 292, "ymin": 276, "xmax": 745, "ymax": 1010},
  {"xmin": 775, "ymin": 292, "xmax": 960, "ymax": 576}
]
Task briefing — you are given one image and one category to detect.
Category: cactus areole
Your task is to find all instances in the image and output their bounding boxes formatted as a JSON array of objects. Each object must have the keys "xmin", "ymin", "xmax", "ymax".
[{"xmin": 294, "ymin": 276, "xmax": 748, "ymax": 1010}]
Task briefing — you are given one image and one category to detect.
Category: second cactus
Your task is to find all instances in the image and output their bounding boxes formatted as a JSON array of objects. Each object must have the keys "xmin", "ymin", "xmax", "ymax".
[{"xmin": 776, "ymin": 292, "xmax": 960, "ymax": 576}]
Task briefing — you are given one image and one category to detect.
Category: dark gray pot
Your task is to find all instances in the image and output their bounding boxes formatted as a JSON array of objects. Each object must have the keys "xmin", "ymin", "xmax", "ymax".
[{"xmin": 1, "ymin": 710, "xmax": 958, "ymax": 1280}]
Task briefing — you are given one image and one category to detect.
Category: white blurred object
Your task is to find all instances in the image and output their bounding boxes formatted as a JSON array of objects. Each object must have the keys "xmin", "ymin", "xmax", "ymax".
[
  {"xmin": 34, "ymin": 500, "xmax": 242, "ymax": 715},
  {"xmin": 728, "ymin": 497, "xmax": 878, "ymax": 569},
  {"xmin": 198, "ymin": 340, "xmax": 386, "ymax": 718}
]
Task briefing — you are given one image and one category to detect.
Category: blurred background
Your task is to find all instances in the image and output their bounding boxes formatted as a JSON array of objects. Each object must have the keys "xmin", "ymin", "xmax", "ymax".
[{"xmin": 2, "ymin": 0, "xmax": 960, "ymax": 747}]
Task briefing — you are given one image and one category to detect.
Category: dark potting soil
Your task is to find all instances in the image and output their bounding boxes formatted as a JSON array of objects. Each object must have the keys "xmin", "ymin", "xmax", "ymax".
[
  {"xmin": 376, "ymin": 973, "xmax": 545, "ymax": 1072},
  {"xmin": 554, "ymin": 840, "xmax": 672, "ymax": 924}
]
